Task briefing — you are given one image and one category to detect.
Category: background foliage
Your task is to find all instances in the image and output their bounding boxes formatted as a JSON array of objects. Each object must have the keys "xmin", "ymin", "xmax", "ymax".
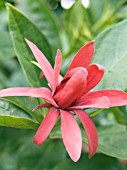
[{"xmin": 1, "ymin": 0, "xmax": 127, "ymax": 169}]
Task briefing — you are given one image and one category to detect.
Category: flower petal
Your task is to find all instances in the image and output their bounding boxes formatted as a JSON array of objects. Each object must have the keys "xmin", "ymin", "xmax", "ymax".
[
  {"xmin": 53, "ymin": 67, "xmax": 88, "ymax": 100},
  {"xmin": 0, "ymin": 87, "xmax": 57, "ymax": 107},
  {"xmin": 25, "ymin": 38, "xmax": 54, "ymax": 88},
  {"xmin": 60, "ymin": 110, "xmax": 82, "ymax": 162},
  {"xmin": 52, "ymin": 49, "xmax": 62, "ymax": 95},
  {"xmin": 55, "ymin": 70, "xmax": 87, "ymax": 109},
  {"xmin": 61, "ymin": 0, "xmax": 75, "ymax": 9},
  {"xmin": 33, "ymin": 107, "xmax": 59, "ymax": 146},
  {"xmin": 63, "ymin": 67, "xmax": 88, "ymax": 81},
  {"xmin": 32, "ymin": 103, "xmax": 52, "ymax": 111},
  {"xmin": 68, "ymin": 41, "xmax": 94, "ymax": 71},
  {"xmin": 74, "ymin": 109, "xmax": 98, "ymax": 157},
  {"xmin": 85, "ymin": 64, "xmax": 104, "ymax": 93},
  {"xmin": 78, "ymin": 90, "xmax": 127, "ymax": 107},
  {"xmin": 70, "ymin": 96, "xmax": 110, "ymax": 109}
]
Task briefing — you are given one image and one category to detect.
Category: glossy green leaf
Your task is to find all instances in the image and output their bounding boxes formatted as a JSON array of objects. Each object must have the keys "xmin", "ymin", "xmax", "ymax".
[
  {"xmin": 7, "ymin": 3, "xmax": 53, "ymax": 87},
  {"xmin": 16, "ymin": 0, "xmax": 61, "ymax": 57},
  {"xmin": 83, "ymin": 124, "xmax": 127, "ymax": 160},
  {"xmin": 53, "ymin": 154, "xmax": 124, "ymax": 170},
  {"xmin": 0, "ymin": 115, "xmax": 38, "ymax": 130},
  {"xmin": 0, "ymin": 31, "xmax": 15, "ymax": 59},
  {"xmin": 94, "ymin": 19, "xmax": 127, "ymax": 90},
  {"xmin": 0, "ymin": 99, "xmax": 39, "ymax": 129}
]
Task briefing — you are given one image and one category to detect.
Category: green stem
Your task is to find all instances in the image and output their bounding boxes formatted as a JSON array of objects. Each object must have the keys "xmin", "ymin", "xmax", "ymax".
[{"xmin": 89, "ymin": 108, "xmax": 104, "ymax": 117}]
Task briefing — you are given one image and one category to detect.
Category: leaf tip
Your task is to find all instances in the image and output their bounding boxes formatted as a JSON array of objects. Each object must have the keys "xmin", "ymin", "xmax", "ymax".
[
  {"xmin": 5, "ymin": 2, "xmax": 14, "ymax": 10},
  {"xmin": 5, "ymin": 2, "xmax": 11, "ymax": 9}
]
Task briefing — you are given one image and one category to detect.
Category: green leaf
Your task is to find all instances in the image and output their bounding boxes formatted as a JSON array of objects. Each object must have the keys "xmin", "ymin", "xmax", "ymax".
[
  {"xmin": 0, "ymin": 31, "xmax": 15, "ymax": 59},
  {"xmin": 94, "ymin": 19, "xmax": 127, "ymax": 90},
  {"xmin": 0, "ymin": 127, "xmax": 124, "ymax": 170},
  {"xmin": 0, "ymin": 115, "xmax": 38, "ymax": 130},
  {"xmin": 110, "ymin": 107, "xmax": 127, "ymax": 125},
  {"xmin": 3, "ymin": 97, "xmax": 42, "ymax": 123},
  {"xmin": 0, "ymin": 71, "xmax": 8, "ymax": 89},
  {"xmin": 17, "ymin": 139, "xmax": 66, "ymax": 170},
  {"xmin": 89, "ymin": 0, "xmax": 107, "ymax": 23},
  {"xmin": 7, "ymin": 3, "xmax": 53, "ymax": 87},
  {"xmin": 53, "ymin": 154, "xmax": 124, "ymax": 170},
  {"xmin": 83, "ymin": 124, "xmax": 127, "ymax": 160},
  {"xmin": 16, "ymin": 0, "xmax": 61, "ymax": 57},
  {"xmin": 0, "ymin": 127, "xmax": 66, "ymax": 170},
  {"xmin": 63, "ymin": 1, "xmax": 92, "ymax": 55},
  {"xmin": 0, "ymin": 127, "xmax": 33, "ymax": 169},
  {"xmin": 0, "ymin": 99, "xmax": 39, "ymax": 129},
  {"xmin": 51, "ymin": 124, "xmax": 127, "ymax": 160}
]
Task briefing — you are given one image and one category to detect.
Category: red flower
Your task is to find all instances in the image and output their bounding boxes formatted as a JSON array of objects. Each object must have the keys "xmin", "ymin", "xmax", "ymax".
[{"xmin": 1, "ymin": 39, "xmax": 127, "ymax": 162}]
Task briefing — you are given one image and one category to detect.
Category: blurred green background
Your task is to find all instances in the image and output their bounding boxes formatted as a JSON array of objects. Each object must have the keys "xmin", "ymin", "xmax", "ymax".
[{"xmin": 1, "ymin": 0, "xmax": 127, "ymax": 169}]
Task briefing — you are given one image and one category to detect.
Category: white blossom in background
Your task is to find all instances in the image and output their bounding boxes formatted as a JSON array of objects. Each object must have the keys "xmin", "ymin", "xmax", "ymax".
[
  {"xmin": 60, "ymin": 0, "xmax": 90, "ymax": 9},
  {"xmin": 61, "ymin": 0, "xmax": 75, "ymax": 9},
  {"xmin": 81, "ymin": 0, "xmax": 89, "ymax": 8}
]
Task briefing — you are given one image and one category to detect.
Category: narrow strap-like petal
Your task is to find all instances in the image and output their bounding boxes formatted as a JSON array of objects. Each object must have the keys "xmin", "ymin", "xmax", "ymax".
[
  {"xmin": 60, "ymin": 110, "xmax": 82, "ymax": 162},
  {"xmin": 78, "ymin": 90, "xmax": 127, "ymax": 107},
  {"xmin": 74, "ymin": 109, "xmax": 98, "ymax": 158},
  {"xmin": 55, "ymin": 70, "xmax": 87, "ymax": 109},
  {"xmin": 68, "ymin": 41, "xmax": 94, "ymax": 71},
  {"xmin": 70, "ymin": 96, "xmax": 110, "ymax": 109},
  {"xmin": 25, "ymin": 38, "xmax": 54, "ymax": 88},
  {"xmin": 0, "ymin": 87, "xmax": 57, "ymax": 107},
  {"xmin": 33, "ymin": 107, "xmax": 59, "ymax": 146},
  {"xmin": 52, "ymin": 49, "xmax": 62, "ymax": 95},
  {"xmin": 85, "ymin": 64, "xmax": 104, "ymax": 93},
  {"xmin": 32, "ymin": 103, "xmax": 52, "ymax": 111}
]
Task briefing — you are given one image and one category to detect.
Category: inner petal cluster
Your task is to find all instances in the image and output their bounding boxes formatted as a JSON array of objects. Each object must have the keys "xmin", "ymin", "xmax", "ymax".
[{"xmin": 53, "ymin": 67, "xmax": 88, "ymax": 109}]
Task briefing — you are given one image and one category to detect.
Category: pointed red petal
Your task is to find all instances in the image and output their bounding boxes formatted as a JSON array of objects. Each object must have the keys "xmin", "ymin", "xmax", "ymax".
[
  {"xmin": 33, "ymin": 107, "xmax": 59, "ymax": 146},
  {"xmin": 55, "ymin": 70, "xmax": 87, "ymax": 109},
  {"xmin": 70, "ymin": 96, "xmax": 110, "ymax": 109},
  {"xmin": 32, "ymin": 103, "xmax": 52, "ymax": 111},
  {"xmin": 68, "ymin": 41, "xmax": 94, "ymax": 71},
  {"xmin": 74, "ymin": 109, "xmax": 98, "ymax": 157},
  {"xmin": 60, "ymin": 110, "xmax": 82, "ymax": 162},
  {"xmin": 85, "ymin": 64, "xmax": 104, "ymax": 93},
  {"xmin": 0, "ymin": 87, "xmax": 57, "ymax": 107},
  {"xmin": 52, "ymin": 49, "xmax": 62, "ymax": 94},
  {"xmin": 25, "ymin": 38, "xmax": 54, "ymax": 88},
  {"xmin": 78, "ymin": 90, "xmax": 127, "ymax": 107}
]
